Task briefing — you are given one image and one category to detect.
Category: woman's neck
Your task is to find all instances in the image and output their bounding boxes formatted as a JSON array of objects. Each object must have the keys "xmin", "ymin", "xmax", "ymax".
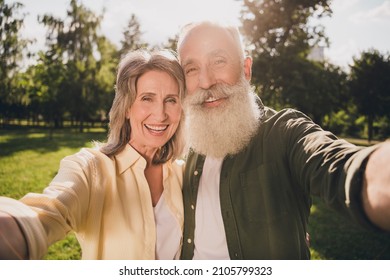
[{"xmin": 128, "ymin": 141, "xmax": 158, "ymax": 165}]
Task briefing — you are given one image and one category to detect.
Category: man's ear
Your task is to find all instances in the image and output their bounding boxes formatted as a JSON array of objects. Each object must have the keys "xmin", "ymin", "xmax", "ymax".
[{"xmin": 243, "ymin": 56, "xmax": 252, "ymax": 81}]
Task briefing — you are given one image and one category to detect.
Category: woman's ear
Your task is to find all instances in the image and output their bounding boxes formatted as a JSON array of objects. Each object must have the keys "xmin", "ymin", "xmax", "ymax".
[{"xmin": 125, "ymin": 108, "xmax": 131, "ymax": 119}]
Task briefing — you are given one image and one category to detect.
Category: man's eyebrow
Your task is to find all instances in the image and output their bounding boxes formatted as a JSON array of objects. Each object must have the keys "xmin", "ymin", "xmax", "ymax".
[
  {"xmin": 209, "ymin": 49, "xmax": 229, "ymax": 57},
  {"xmin": 181, "ymin": 49, "xmax": 230, "ymax": 67},
  {"xmin": 181, "ymin": 59, "xmax": 195, "ymax": 68}
]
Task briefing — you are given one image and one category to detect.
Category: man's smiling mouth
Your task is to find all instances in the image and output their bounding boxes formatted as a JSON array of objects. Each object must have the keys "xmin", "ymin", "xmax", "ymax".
[{"xmin": 203, "ymin": 96, "xmax": 227, "ymax": 107}]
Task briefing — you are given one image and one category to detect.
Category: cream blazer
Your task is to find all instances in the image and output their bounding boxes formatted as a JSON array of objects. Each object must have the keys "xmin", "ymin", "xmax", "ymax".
[{"xmin": 0, "ymin": 144, "xmax": 184, "ymax": 259}]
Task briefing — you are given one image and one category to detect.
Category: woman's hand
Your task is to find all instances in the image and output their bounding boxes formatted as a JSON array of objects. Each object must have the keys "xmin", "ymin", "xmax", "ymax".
[{"xmin": 0, "ymin": 211, "xmax": 29, "ymax": 259}]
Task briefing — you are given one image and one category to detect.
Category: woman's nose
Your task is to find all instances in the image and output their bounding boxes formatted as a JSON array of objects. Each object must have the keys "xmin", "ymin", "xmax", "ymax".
[{"xmin": 154, "ymin": 103, "xmax": 168, "ymax": 122}]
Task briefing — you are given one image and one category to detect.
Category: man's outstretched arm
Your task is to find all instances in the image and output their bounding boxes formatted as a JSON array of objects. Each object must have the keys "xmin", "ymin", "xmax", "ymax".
[{"xmin": 362, "ymin": 141, "xmax": 390, "ymax": 231}]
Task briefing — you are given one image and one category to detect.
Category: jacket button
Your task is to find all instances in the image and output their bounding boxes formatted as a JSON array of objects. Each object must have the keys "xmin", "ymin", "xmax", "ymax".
[
  {"xmin": 187, "ymin": 238, "xmax": 192, "ymax": 244},
  {"xmin": 191, "ymin": 204, "xmax": 195, "ymax": 210},
  {"xmin": 194, "ymin": 170, "xmax": 199, "ymax": 176}
]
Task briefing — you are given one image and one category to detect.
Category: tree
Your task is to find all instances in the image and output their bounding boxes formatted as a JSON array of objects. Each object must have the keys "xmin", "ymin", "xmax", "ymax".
[
  {"xmin": 349, "ymin": 50, "xmax": 390, "ymax": 142},
  {"xmin": 162, "ymin": 33, "xmax": 179, "ymax": 53},
  {"xmin": 39, "ymin": 0, "xmax": 104, "ymax": 131},
  {"xmin": 240, "ymin": 0, "xmax": 331, "ymax": 55},
  {"xmin": 239, "ymin": 0, "xmax": 333, "ymax": 116},
  {"xmin": 0, "ymin": 0, "xmax": 29, "ymax": 124},
  {"xmin": 278, "ymin": 58, "xmax": 348, "ymax": 125},
  {"xmin": 33, "ymin": 50, "xmax": 67, "ymax": 131},
  {"xmin": 94, "ymin": 36, "xmax": 118, "ymax": 126},
  {"xmin": 119, "ymin": 14, "xmax": 147, "ymax": 58}
]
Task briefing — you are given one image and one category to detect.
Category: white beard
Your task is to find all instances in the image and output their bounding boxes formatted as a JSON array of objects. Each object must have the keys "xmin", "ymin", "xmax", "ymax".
[{"xmin": 183, "ymin": 76, "xmax": 262, "ymax": 158}]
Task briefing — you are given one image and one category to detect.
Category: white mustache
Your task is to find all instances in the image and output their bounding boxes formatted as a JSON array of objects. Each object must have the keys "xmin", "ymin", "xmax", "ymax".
[
  {"xmin": 185, "ymin": 83, "xmax": 232, "ymax": 106},
  {"xmin": 183, "ymin": 75, "xmax": 261, "ymax": 158}
]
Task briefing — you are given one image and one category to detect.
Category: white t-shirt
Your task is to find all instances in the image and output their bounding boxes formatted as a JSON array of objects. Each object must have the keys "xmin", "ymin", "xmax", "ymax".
[
  {"xmin": 193, "ymin": 156, "xmax": 230, "ymax": 259},
  {"xmin": 154, "ymin": 193, "xmax": 182, "ymax": 260}
]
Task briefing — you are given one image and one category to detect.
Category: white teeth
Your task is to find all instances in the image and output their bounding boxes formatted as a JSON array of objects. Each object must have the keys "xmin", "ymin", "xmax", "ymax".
[
  {"xmin": 145, "ymin": 125, "xmax": 168, "ymax": 131},
  {"xmin": 205, "ymin": 97, "xmax": 218, "ymax": 102}
]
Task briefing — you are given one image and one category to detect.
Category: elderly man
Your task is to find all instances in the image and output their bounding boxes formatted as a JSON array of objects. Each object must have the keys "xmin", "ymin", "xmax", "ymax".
[{"xmin": 177, "ymin": 21, "xmax": 390, "ymax": 259}]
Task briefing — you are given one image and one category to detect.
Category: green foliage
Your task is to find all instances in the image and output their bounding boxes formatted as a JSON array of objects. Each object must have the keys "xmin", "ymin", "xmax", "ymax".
[
  {"xmin": 375, "ymin": 116, "xmax": 390, "ymax": 140},
  {"xmin": 349, "ymin": 50, "xmax": 390, "ymax": 142},
  {"xmin": 275, "ymin": 59, "xmax": 348, "ymax": 125},
  {"xmin": 239, "ymin": 0, "xmax": 389, "ymax": 141},
  {"xmin": 163, "ymin": 33, "xmax": 179, "ymax": 53},
  {"xmin": 37, "ymin": 0, "xmax": 114, "ymax": 131},
  {"xmin": 119, "ymin": 14, "xmax": 148, "ymax": 58},
  {"xmin": 0, "ymin": 0, "xmax": 30, "ymax": 122},
  {"xmin": 240, "ymin": 0, "xmax": 331, "ymax": 57},
  {"xmin": 240, "ymin": 0, "xmax": 347, "ymax": 125},
  {"xmin": 323, "ymin": 108, "xmax": 365, "ymax": 138},
  {"xmin": 1, "ymin": 0, "xmax": 389, "ymax": 142},
  {"xmin": 32, "ymin": 51, "xmax": 67, "ymax": 128}
]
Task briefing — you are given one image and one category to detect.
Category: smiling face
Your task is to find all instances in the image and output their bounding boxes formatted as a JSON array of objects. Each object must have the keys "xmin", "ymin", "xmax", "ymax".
[
  {"xmin": 178, "ymin": 23, "xmax": 252, "ymax": 108},
  {"xmin": 127, "ymin": 70, "xmax": 182, "ymax": 159},
  {"xmin": 178, "ymin": 22, "xmax": 261, "ymax": 158}
]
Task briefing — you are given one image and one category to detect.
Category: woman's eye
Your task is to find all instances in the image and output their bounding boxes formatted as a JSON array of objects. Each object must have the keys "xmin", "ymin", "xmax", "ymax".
[
  {"xmin": 141, "ymin": 96, "xmax": 152, "ymax": 102},
  {"xmin": 166, "ymin": 98, "xmax": 177, "ymax": 104}
]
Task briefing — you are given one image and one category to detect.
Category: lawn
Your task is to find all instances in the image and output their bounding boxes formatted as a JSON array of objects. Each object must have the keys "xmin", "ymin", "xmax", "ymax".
[
  {"xmin": 0, "ymin": 128, "xmax": 389, "ymax": 259},
  {"xmin": 0, "ymin": 127, "xmax": 107, "ymax": 260}
]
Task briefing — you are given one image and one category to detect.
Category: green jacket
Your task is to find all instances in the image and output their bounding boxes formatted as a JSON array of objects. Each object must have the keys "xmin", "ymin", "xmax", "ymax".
[{"xmin": 181, "ymin": 106, "xmax": 379, "ymax": 259}]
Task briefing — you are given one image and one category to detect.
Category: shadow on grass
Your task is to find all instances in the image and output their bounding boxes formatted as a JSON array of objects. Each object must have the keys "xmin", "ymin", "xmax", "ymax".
[
  {"xmin": 0, "ymin": 128, "xmax": 107, "ymax": 157},
  {"xmin": 308, "ymin": 197, "xmax": 390, "ymax": 260}
]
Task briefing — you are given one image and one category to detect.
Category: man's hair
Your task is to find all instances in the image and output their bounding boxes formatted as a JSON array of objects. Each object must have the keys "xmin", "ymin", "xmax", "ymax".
[
  {"xmin": 176, "ymin": 20, "xmax": 247, "ymax": 61},
  {"xmin": 100, "ymin": 49, "xmax": 186, "ymax": 164}
]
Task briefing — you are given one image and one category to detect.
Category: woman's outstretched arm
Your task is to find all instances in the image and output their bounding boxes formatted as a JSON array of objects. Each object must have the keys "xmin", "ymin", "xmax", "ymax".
[{"xmin": 0, "ymin": 211, "xmax": 28, "ymax": 260}]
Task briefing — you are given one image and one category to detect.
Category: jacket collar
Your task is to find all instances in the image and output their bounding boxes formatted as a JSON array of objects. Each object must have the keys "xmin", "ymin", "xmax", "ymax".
[{"xmin": 115, "ymin": 144, "xmax": 147, "ymax": 174}]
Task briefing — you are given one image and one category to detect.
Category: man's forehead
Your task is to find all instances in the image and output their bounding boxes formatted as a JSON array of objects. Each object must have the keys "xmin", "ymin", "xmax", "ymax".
[
  {"xmin": 181, "ymin": 49, "xmax": 230, "ymax": 66},
  {"xmin": 181, "ymin": 24, "xmax": 232, "ymax": 45},
  {"xmin": 178, "ymin": 26, "xmax": 236, "ymax": 62}
]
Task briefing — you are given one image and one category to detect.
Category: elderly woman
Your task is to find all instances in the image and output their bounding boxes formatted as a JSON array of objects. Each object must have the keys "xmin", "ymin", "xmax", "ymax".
[{"xmin": 0, "ymin": 49, "xmax": 186, "ymax": 260}]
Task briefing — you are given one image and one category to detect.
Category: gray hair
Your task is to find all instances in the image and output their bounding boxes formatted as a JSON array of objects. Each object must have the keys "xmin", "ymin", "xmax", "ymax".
[
  {"xmin": 100, "ymin": 49, "xmax": 186, "ymax": 164},
  {"xmin": 177, "ymin": 20, "xmax": 246, "ymax": 61}
]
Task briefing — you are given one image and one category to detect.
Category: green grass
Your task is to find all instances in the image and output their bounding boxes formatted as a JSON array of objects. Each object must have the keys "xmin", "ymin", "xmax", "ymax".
[
  {"xmin": 1, "ymin": 128, "xmax": 389, "ymax": 259},
  {"xmin": 0, "ymin": 127, "xmax": 107, "ymax": 260},
  {"xmin": 308, "ymin": 197, "xmax": 390, "ymax": 259}
]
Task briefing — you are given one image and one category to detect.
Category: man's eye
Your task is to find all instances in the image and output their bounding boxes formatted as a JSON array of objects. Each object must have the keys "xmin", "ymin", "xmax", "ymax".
[
  {"xmin": 185, "ymin": 67, "xmax": 197, "ymax": 75},
  {"xmin": 215, "ymin": 59, "xmax": 226, "ymax": 65}
]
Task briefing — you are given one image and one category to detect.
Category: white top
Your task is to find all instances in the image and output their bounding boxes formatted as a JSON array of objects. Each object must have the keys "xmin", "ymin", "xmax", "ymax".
[
  {"xmin": 193, "ymin": 156, "xmax": 230, "ymax": 259},
  {"xmin": 154, "ymin": 193, "xmax": 182, "ymax": 260}
]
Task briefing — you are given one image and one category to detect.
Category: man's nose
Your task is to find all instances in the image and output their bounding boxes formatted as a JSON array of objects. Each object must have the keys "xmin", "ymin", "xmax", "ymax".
[{"xmin": 198, "ymin": 67, "xmax": 216, "ymax": 90}]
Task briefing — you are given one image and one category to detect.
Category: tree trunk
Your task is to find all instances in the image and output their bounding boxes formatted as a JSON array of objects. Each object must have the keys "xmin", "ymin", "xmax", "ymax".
[{"xmin": 367, "ymin": 114, "xmax": 373, "ymax": 143}]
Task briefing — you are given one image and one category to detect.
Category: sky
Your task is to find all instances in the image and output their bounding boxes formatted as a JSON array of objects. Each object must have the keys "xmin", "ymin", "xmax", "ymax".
[{"xmin": 7, "ymin": 0, "xmax": 390, "ymax": 70}]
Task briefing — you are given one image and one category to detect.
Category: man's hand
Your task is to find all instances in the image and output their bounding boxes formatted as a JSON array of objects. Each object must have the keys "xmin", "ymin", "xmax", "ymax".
[{"xmin": 363, "ymin": 142, "xmax": 390, "ymax": 231}]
